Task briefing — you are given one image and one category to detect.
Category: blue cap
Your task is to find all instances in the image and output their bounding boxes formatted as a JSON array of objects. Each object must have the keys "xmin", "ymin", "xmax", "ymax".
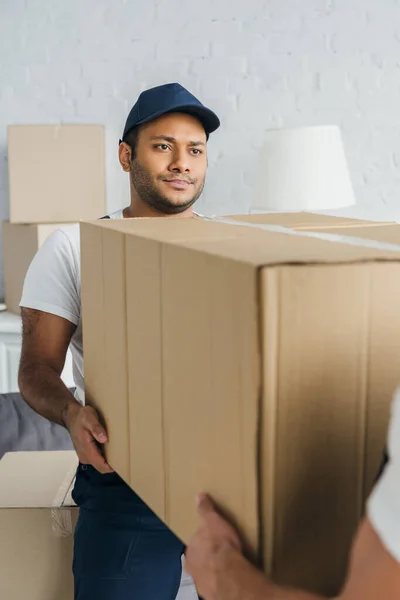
[{"xmin": 121, "ymin": 83, "xmax": 220, "ymax": 141}]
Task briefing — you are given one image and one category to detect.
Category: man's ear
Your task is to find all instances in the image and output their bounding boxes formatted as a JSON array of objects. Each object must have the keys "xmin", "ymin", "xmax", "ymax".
[{"xmin": 118, "ymin": 142, "xmax": 132, "ymax": 172}]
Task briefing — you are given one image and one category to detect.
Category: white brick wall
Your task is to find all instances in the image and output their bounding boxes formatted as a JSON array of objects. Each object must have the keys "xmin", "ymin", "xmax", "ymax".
[{"xmin": 2, "ymin": 0, "xmax": 400, "ymax": 298}]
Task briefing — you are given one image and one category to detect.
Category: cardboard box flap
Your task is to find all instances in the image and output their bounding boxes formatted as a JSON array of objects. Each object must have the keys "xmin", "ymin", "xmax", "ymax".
[
  {"xmin": 84, "ymin": 215, "xmax": 248, "ymax": 242},
  {"xmin": 294, "ymin": 221, "xmax": 396, "ymax": 231},
  {"xmin": 299, "ymin": 223, "xmax": 400, "ymax": 245},
  {"xmin": 177, "ymin": 229, "xmax": 400, "ymax": 266},
  {"xmin": 0, "ymin": 451, "xmax": 78, "ymax": 508},
  {"xmin": 222, "ymin": 211, "xmax": 389, "ymax": 229},
  {"xmin": 208, "ymin": 216, "xmax": 400, "ymax": 262},
  {"xmin": 81, "ymin": 216, "xmax": 400, "ymax": 267}
]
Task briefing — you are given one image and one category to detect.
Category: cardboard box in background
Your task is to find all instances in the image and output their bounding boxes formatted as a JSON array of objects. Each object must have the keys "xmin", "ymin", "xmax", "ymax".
[
  {"xmin": 7, "ymin": 125, "xmax": 106, "ymax": 224},
  {"xmin": 81, "ymin": 215, "xmax": 400, "ymax": 596},
  {"xmin": 2, "ymin": 222, "xmax": 67, "ymax": 314},
  {"xmin": 0, "ymin": 451, "xmax": 78, "ymax": 600}
]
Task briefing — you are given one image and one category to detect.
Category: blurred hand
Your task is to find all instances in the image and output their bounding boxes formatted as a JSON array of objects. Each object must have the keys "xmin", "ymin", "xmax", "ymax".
[
  {"xmin": 63, "ymin": 402, "xmax": 113, "ymax": 474},
  {"xmin": 185, "ymin": 494, "xmax": 242, "ymax": 597}
]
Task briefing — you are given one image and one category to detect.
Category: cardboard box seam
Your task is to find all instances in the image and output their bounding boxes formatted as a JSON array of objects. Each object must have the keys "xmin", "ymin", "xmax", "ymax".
[{"xmin": 160, "ymin": 242, "xmax": 168, "ymax": 525}]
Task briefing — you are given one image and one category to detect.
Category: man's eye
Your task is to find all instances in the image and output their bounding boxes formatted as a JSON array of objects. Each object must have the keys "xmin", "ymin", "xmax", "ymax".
[
  {"xmin": 191, "ymin": 148, "xmax": 203, "ymax": 155},
  {"xmin": 155, "ymin": 144, "xmax": 170, "ymax": 151}
]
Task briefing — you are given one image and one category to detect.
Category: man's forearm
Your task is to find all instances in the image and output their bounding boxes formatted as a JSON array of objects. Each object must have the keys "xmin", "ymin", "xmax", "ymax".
[
  {"xmin": 19, "ymin": 362, "xmax": 81, "ymax": 427},
  {"xmin": 213, "ymin": 549, "xmax": 326, "ymax": 600}
]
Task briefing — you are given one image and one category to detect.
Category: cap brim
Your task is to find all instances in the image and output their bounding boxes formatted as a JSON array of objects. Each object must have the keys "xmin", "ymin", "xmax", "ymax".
[{"xmin": 135, "ymin": 104, "xmax": 220, "ymax": 135}]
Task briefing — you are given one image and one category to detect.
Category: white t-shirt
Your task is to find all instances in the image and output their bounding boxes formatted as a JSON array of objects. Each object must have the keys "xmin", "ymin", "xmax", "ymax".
[
  {"xmin": 20, "ymin": 208, "xmax": 125, "ymax": 403},
  {"xmin": 368, "ymin": 389, "xmax": 400, "ymax": 563}
]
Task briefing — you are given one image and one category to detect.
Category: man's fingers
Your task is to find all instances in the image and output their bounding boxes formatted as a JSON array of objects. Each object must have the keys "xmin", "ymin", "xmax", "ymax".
[
  {"xmin": 76, "ymin": 428, "xmax": 113, "ymax": 473},
  {"xmin": 196, "ymin": 493, "xmax": 215, "ymax": 518},
  {"xmin": 92, "ymin": 427, "xmax": 108, "ymax": 444},
  {"xmin": 86, "ymin": 414, "xmax": 108, "ymax": 444},
  {"xmin": 84, "ymin": 441, "xmax": 113, "ymax": 473},
  {"xmin": 196, "ymin": 494, "xmax": 243, "ymax": 552},
  {"xmin": 70, "ymin": 406, "xmax": 112, "ymax": 473}
]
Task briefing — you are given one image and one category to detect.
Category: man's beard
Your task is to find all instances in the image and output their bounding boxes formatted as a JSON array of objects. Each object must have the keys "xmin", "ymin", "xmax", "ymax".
[{"xmin": 130, "ymin": 159, "xmax": 205, "ymax": 215}]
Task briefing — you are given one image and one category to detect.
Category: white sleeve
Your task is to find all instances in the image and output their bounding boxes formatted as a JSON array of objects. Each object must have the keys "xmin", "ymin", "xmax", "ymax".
[
  {"xmin": 367, "ymin": 390, "xmax": 400, "ymax": 563},
  {"xmin": 20, "ymin": 229, "xmax": 80, "ymax": 326}
]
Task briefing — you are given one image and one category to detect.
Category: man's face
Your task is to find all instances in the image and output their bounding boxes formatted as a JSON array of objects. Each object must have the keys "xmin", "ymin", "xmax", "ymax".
[{"xmin": 127, "ymin": 112, "xmax": 208, "ymax": 215}]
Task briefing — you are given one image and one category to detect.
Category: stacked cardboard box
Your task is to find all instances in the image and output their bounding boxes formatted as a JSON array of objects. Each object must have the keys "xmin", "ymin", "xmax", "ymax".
[
  {"xmin": 80, "ymin": 212, "xmax": 400, "ymax": 596},
  {"xmin": 2, "ymin": 124, "xmax": 106, "ymax": 313},
  {"xmin": 0, "ymin": 450, "xmax": 78, "ymax": 599},
  {"xmin": 0, "ymin": 125, "xmax": 104, "ymax": 595}
]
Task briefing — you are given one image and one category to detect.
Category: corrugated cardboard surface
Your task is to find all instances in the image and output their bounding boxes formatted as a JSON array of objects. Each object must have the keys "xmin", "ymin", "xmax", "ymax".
[
  {"xmin": 297, "ymin": 221, "xmax": 400, "ymax": 497},
  {"xmin": 0, "ymin": 451, "xmax": 78, "ymax": 600},
  {"xmin": 7, "ymin": 124, "xmax": 106, "ymax": 223},
  {"xmin": 81, "ymin": 215, "xmax": 400, "ymax": 595},
  {"xmin": 260, "ymin": 264, "xmax": 371, "ymax": 591},
  {"xmin": 2, "ymin": 221, "xmax": 65, "ymax": 314}
]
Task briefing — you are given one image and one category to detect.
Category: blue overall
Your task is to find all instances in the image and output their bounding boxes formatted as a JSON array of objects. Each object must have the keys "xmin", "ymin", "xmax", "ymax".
[{"xmin": 72, "ymin": 464, "xmax": 185, "ymax": 599}]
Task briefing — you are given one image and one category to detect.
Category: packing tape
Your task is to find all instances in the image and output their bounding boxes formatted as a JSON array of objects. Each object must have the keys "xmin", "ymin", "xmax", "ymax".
[
  {"xmin": 207, "ymin": 215, "xmax": 400, "ymax": 254},
  {"xmin": 51, "ymin": 461, "xmax": 78, "ymax": 538}
]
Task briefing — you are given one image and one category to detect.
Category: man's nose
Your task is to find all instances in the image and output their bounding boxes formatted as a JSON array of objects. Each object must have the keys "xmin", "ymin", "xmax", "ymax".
[{"xmin": 169, "ymin": 149, "xmax": 190, "ymax": 173}]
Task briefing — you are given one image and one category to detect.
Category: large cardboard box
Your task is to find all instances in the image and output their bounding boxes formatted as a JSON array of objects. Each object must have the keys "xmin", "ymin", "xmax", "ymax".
[
  {"xmin": 81, "ymin": 215, "xmax": 400, "ymax": 595},
  {"xmin": 2, "ymin": 221, "xmax": 67, "ymax": 314},
  {"xmin": 8, "ymin": 125, "xmax": 106, "ymax": 224},
  {"xmin": 0, "ymin": 451, "xmax": 78, "ymax": 599}
]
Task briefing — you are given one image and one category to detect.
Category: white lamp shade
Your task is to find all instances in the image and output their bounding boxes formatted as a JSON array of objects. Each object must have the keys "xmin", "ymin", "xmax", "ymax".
[{"xmin": 253, "ymin": 126, "xmax": 356, "ymax": 212}]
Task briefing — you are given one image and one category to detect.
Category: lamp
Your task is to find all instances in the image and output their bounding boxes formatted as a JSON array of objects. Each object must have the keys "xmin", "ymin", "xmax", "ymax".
[{"xmin": 252, "ymin": 125, "xmax": 356, "ymax": 212}]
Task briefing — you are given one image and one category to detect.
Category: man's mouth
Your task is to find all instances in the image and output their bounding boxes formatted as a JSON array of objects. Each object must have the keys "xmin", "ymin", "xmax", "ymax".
[{"xmin": 162, "ymin": 179, "xmax": 192, "ymax": 189}]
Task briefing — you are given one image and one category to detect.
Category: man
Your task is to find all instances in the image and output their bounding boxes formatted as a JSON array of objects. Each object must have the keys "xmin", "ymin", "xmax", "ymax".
[
  {"xmin": 18, "ymin": 82, "xmax": 220, "ymax": 600},
  {"xmin": 185, "ymin": 391, "xmax": 400, "ymax": 599}
]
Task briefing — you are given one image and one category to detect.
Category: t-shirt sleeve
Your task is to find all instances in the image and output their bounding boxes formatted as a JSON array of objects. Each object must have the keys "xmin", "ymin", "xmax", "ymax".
[
  {"xmin": 20, "ymin": 229, "xmax": 80, "ymax": 326},
  {"xmin": 367, "ymin": 390, "xmax": 400, "ymax": 563}
]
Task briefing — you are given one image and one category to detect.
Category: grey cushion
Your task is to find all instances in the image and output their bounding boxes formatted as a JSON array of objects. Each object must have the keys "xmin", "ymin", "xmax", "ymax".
[{"xmin": 0, "ymin": 392, "xmax": 73, "ymax": 459}]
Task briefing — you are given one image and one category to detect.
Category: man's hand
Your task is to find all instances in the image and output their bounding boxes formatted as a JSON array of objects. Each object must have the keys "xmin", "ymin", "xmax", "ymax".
[
  {"xmin": 186, "ymin": 495, "xmax": 324, "ymax": 600},
  {"xmin": 62, "ymin": 402, "xmax": 113, "ymax": 474},
  {"xmin": 185, "ymin": 494, "xmax": 242, "ymax": 598}
]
